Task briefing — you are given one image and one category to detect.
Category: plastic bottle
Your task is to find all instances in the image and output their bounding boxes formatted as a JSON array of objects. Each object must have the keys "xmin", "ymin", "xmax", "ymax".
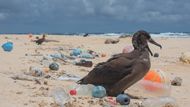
[
  {"xmin": 66, "ymin": 84, "xmax": 95, "ymax": 96},
  {"xmin": 137, "ymin": 69, "xmax": 171, "ymax": 97},
  {"xmin": 142, "ymin": 96, "xmax": 178, "ymax": 107},
  {"xmin": 92, "ymin": 86, "xmax": 107, "ymax": 98},
  {"xmin": 75, "ymin": 84, "xmax": 95, "ymax": 96},
  {"xmin": 50, "ymin": 87, "xmax": 70, "ymax": 107}
]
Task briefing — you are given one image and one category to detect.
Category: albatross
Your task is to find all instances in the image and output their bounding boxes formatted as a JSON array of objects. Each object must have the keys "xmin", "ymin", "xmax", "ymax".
[
  {"xmin": 36, "ymin": 34, "xmax": 46, "ymax": 45},
  {"xmin": 77, "ymin": 30, "xmax": 162, "ymax": 96}
]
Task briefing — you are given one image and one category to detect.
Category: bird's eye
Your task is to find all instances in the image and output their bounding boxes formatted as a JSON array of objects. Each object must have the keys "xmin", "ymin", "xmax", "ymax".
[{"xmin": 147, "ymin": 35, "xmax": 151, "ymax": 39}]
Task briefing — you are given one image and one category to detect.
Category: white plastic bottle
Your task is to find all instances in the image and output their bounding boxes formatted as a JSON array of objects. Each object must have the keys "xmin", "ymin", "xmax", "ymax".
[
  {"xmin": 50, "ymin": 87, "xmax": 70, "ymax": 107},
  {"xmin": 76, "ymin": 84, "xmax": 95, "ymax": 96}
]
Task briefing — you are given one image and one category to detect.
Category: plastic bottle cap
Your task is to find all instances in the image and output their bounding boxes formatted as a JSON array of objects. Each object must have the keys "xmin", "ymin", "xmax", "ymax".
[{"xmin": 69, "ymin": 89, "xmax": 77, "ymax": 95}]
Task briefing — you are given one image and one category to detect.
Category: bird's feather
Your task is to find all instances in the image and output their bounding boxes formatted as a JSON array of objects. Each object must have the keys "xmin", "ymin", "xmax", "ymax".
[{"xmin": 78, "ymin": 50, "xmax": 140, "ymax": 85}]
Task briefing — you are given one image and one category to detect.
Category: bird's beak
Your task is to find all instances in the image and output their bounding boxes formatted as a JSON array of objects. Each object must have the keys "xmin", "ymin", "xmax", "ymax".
[
  {"xmin": 147, "ymin": 38, "xmax": 162, "ymax": 56},
  {"xmin": 147, "ymin": 45, "xmax": 153, "ymax": 56},
  {"xmin": 148, "ymin": 38, "xmax": 162, "ymax": 49}
]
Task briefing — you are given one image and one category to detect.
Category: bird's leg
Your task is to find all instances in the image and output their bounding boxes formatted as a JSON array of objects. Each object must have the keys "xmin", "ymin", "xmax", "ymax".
[
  {"xmin": 120, "ymin": 91, "xmax": 146, "ymax": 99},
  {"xmin": 125, "ymin": 93, "xmax": 146, "ymax": 99}
]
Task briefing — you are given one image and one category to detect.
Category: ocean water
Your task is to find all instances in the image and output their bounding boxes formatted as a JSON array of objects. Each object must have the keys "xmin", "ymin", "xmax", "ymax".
[
  {"xmin": 150, "ymin": 32, "xmax": 190, "ymax": 38},
  {"xmin": 58, "ymin": 32, "xmax": 190, "ymax": 38},
  {"xmin": 1, "ymin": 32, "xmax": 190, "ymax": 38},
  {"xmin": 89, "ymin": 32, "xmax": 190, "ymax": 38}
]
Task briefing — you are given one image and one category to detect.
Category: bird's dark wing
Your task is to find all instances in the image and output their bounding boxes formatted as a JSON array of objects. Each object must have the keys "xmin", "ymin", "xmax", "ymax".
[
  {"xmin": 108, "ymin": 57, "xmax": 151, "ymax": 96},
  {"xmin": 35, "ymin": 39, "xmax": 42, "ymax": 45},
  {"xmin": 78, "ymin": 52, "xmax": 138, "ymax": 85}
]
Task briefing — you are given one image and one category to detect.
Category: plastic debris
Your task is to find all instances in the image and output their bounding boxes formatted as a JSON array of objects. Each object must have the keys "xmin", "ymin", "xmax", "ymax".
[
  {"xmin": 49, "ymin": 62, "xmax": 59, "ymax": 71},
  {"xmin": 142, "ymin": 96, "xmax": 178, "ymax": 107},
  {"xmin": 50, "ymin": 53, "xmax": 65, "ymax": 59},
  {"xmin": 116, "ymin": 94, "xmax": 130, "ymax": 105},
  {"xmin": 2, "ymin": 42, "xmax": 13, "ymax": 52},
  {"xmin": 79, "ymin": 53, "xmax": 94, "ymax": 59},
  {"xmin": 71, "ymin": 48, "xmax": 82, "ymax": 56},
  {"xmin": 105, "ymin": 97, "xmax": 117, "ymax": 106},
  {"xmin": 171, "ymin": 77, "xmax": 182, "ymax": 86},
  {"xmin": 74, "ymin": 59, "xmax": 93, "ymax": 67},
  {"xmin": 69, "ymin": 89, "xmax": 77, "ymax": 95},
  {"xmin": 88, "ymin": 50, "xmax": 99, "ymax": 57},
  {"xmin": 154, "ymin": 53, "xmax": 159, "ymax": 57},
  {"xmin": 58, "ymin": 74, "xmax": 81, "ymax": 82},
  {"xmin": 50, "ymin": 87, "xmax": 70, "ymax": 107},
  {"xmin": 138, "ymin": 69, "xmax": 171, "ymax": 97},
  {"xmin": 41, "ymin": 58, "xmax": 52, "ymax": 67},
  {"xmin": 92, "ymin": 86, "xmax": 107, "ymax": 98},
  {"xmin": 29, "ymin": 66, "xmax": 44, "ymax": 77},
  {"xmin": 68, "ymin": 84, "xmax": 95, "ymax": 96}
]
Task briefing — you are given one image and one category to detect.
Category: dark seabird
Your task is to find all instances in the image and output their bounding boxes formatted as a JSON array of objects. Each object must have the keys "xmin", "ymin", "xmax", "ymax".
[
  {"xmin": 36, "ymin": 34, "xmax": 46, "ymax": 45},
  {"xmin": 83, "ymin": 33, "xmax": 89, "ymax": 37},
  {"xmin": 77, "ymin": 30, "xmax": 162, "ymax": 96}
]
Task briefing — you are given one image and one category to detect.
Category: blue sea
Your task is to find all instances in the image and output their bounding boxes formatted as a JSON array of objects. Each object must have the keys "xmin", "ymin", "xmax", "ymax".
[
  {"xmin": 47, "ymin": 32, "xmax": 190, "ymax": 38},
  {"xmin": 1, "ymin": 32, "xmax": 190, "ymax": 38}
]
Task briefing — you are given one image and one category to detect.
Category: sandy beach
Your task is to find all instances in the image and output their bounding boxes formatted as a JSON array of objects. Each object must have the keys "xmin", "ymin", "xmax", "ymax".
[{"xmin": 0, "ymin": 34, "xmax": 190, "ymax": 107}]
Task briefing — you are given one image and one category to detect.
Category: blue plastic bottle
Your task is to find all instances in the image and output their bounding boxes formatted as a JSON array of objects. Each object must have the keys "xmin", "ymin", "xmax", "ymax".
[{"xmin": 92, "ymin": 86, "xmax": 107, "ymax": 98}]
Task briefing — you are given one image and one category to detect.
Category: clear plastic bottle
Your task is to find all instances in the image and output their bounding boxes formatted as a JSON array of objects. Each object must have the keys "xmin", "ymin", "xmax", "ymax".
[
  {"xmin": 142, "ymin": 96, "xmax": 178, "ymax": 107},
  {"xmin": 67, "ymin": 84, "xmax": 95, "ymax": 96},
  {"xmin": 76, "ymin": 84, "xmax": 95, "ymax": 96},
  {"xmin": 50, "ymin": 87, "xmax": 70, "ymax": 107}
]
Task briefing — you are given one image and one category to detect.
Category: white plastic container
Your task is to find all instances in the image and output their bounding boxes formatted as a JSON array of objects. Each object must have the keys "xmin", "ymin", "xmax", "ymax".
[{"xmin": 138, "ymin": 69, "xmax": 171, "ymax": 97}]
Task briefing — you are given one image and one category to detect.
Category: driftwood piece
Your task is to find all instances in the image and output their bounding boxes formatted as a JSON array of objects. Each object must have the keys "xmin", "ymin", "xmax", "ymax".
[{"xmin": 11, "ymin": 74, "xmax": 40, "ymax": 82}]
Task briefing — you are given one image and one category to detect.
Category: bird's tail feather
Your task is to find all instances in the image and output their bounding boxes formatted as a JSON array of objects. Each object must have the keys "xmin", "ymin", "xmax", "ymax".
[{"xmin": 77, "ymin": 78, "xmax": 87, "ymax": 84}]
